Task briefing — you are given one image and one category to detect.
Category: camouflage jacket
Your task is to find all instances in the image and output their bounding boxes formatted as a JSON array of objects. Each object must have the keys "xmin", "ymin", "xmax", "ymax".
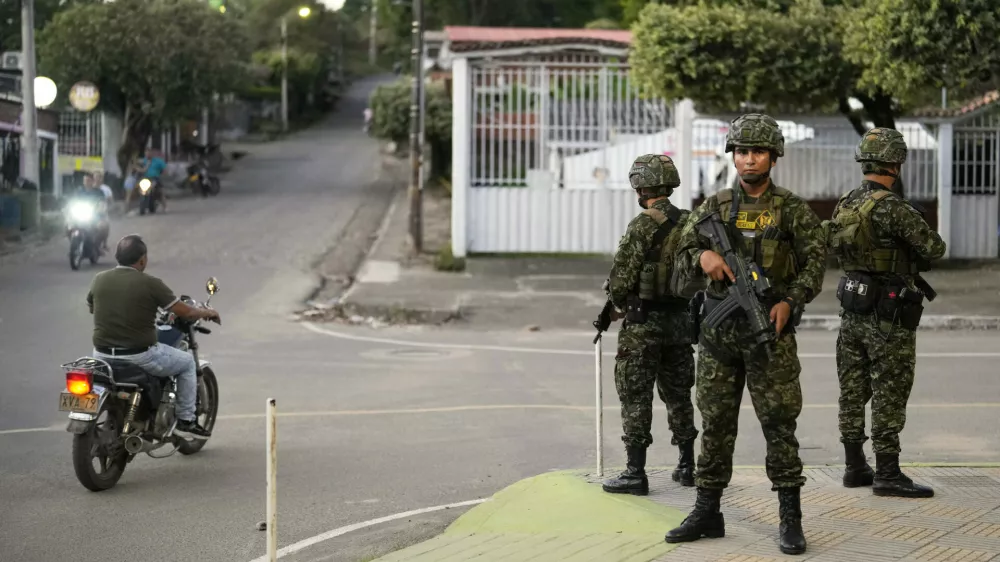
[
  {"xmin": 831, "ymin": 180, "xmax": 946, "ymax": 285},
  {"xmin": 676, "ymin": 183, "xmax": 826, "ymax": 307},
  {"xmin": 608, "ymin": 198, "xmax": 682, "ymax": 310}
]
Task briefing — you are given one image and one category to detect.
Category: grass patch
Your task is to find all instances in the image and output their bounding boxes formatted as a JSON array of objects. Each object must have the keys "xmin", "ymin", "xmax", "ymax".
[{"xmin": 434, "ymin": 244, "xmax": 466, "ymax": 272}]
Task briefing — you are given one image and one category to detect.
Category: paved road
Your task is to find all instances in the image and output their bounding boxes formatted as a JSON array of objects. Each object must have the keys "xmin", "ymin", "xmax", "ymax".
[{"xmin": 1, "ymin": 81, "xmax": 999, "ymax": 561}]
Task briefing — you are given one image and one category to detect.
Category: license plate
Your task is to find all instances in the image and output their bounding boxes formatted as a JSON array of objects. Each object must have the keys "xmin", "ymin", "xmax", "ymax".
[{"xmin": 59, "ymin": 392, "xmax": 100, "ymax": 414}]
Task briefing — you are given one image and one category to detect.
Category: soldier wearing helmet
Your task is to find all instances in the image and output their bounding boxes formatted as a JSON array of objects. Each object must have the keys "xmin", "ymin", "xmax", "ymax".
[
  {"xmin": 666, "ymin": 114, "xmax": 826, "ymax": 555},
  {"xmin": 601, "ymin": 154, "xmax": 702, "ymax": 497},
  {"xmin": 826, "ymin": 127, "xmax": 945, "ymax": 499}
]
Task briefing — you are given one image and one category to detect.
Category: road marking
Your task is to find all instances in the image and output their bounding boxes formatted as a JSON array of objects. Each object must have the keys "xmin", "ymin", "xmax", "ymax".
[
  {"xmin": 302, "ymin": 322, "xmax": 1000, "ymax": 359},
  {"xmin": 8, "ymin": 402, "xmax": 1000, "ymax": 436},
  {"xmin": 246, "ymin": 498, "xmax": 488, "ymax": 561}
]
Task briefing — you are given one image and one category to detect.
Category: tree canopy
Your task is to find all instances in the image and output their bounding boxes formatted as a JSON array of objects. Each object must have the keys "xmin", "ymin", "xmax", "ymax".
[
  {"xmin": 629, "ymin": 0, "xmax": 910, "ymax": 134},
  {"xmin": 842, "ymin": 0, "xmax": 1000, "ymax": 102},
  {"xmin": 38, "ymin": 0, "xmax": 252, "ymax": 169}
]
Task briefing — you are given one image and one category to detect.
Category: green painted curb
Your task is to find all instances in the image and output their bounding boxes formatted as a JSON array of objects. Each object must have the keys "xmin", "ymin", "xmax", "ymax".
[
  {"xmin": 375, "ymin": 470, "xmax": 685, "ymax": 562},
  {"xmin": 445, "ymin": 470, "xmax": 685, "ymax": 536}
]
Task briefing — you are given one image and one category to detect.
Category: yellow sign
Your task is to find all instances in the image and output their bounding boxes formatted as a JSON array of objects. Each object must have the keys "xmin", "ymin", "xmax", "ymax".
[
  {"xmin": 756, "ymin": 210, "xmax": 775, "ymax": 228},
  {"xmin": 58, "ymin": 155, "xmax": 103, "ymax": 175},
  {"xmin": 735, "ymin": 211, "xmax": 756, "ymax": 230},
  {"xmin": 69, "ymin": 81, "xmax": 100, "ymax": 112}
]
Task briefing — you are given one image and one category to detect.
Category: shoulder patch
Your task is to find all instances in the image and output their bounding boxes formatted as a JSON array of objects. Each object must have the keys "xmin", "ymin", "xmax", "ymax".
[{"xmin": 641, "ymin": 208, "xmax": 669, "ymax": 225}]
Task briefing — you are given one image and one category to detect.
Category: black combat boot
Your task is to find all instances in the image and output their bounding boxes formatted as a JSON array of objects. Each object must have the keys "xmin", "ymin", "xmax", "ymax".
[
  {"xmin": 671, "ymin": 439, "xmax": 696, "ymax": 487},
  {"xmin": 777, "ymin": 487, "xmax": 807, "ymax": 555},
  {"xmin": 602, "ymin": 446, "xmax": 649, "ymax": 496},
  {"xmin": 664, "ymin": 487, "xmax": 725, "ymax": 543},
  {"xmin": 873, "ymin": 453, "xmax": 934, "ymax": 498},
  {"xmin": 842, "ymin": 442, "xmax": 874, "ymax": 488}
]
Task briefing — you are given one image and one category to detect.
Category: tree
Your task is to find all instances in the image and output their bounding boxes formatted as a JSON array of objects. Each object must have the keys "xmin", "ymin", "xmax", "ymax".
[
  {"xmin": 628, "ymin": 0, "xmax": 904, "ymax": 135},
  {"xmin": 38, "ymin": 0, "xmax": 251, "ymax": 172},
  {"xmin": 0, "ymin": 0, "xmax": 102, "ymax": 52},
  {"xmin": 842, "ymin": 0, "xmax": 1000, "ymax": 103}
]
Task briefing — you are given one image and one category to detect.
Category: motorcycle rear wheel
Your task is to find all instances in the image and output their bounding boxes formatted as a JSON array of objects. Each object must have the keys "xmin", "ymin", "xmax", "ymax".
[
  {"xmin": 178, "ymin": 367, "xmax": 219, "ymax": 455},
  {"xmin": 72, "ymin": 405, "xmax": 128, "ymax": 492}
]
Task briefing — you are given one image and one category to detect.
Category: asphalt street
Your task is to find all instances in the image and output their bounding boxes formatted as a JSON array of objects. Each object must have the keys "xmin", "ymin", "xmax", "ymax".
[{"xmin": 2, "ymin": 79, "xmax": 1000, "ymax": 561}]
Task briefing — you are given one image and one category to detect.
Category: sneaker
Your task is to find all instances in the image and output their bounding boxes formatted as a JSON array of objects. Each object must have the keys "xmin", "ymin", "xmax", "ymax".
[{"xmin": 174, "ymin": 419, "xmax": 211, "ymax": 440}]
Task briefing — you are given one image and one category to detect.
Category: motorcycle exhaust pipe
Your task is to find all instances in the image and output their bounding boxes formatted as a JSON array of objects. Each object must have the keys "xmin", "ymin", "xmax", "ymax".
[{"xmin": 124, "ymin": 435, "xmax": 145, "ymax": 455}]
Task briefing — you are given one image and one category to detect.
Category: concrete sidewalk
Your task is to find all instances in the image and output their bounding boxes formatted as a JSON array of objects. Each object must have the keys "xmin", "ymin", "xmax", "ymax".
[
  {"xmin": 303, "ymin": 184, "xmax": 1000, "ymax": 331},
  {"xmin": 371, "ymin": 466, "xmax": 1000, "ymax": 562}
]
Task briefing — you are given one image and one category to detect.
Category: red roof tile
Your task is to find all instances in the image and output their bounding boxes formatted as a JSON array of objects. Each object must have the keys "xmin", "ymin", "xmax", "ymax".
[
  {"xmin": 909, "ymin": 90, "xmax": 1000, "ymax": 118},
  {"xmin": 444, "ymin": 26, "xmax": 632, "ymax": 51}
]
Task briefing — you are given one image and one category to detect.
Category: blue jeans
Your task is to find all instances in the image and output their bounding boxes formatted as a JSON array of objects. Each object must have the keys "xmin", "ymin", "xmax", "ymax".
[{"xmin": 94, "ymin": 344, "xmax": 197, "ymax": 420}]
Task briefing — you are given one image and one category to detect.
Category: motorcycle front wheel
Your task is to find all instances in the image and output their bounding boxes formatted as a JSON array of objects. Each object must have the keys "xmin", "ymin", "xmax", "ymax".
[
  {"xmin": 208, "ymin": 177, "xmax": 220, "ymax": 196},
  {"xmin": 178, "ymin": 367, "xmax": 219, "ymax": 455},
  {"xmin": 69, "ymin": 236, "xmax": 84, "ymax": 270},
  {"xmin": 72, "ymin": 405, "xmax": 128, "ymax": 492}
]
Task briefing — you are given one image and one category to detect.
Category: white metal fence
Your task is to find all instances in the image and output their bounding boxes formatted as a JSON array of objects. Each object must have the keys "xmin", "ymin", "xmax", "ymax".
[
  {"xmin": 464, "ymin": 60, "xmax": 675, "ymax": 253},
  {"xmin": 693, "ymin": 116, "xmax": 940, "ymax": 201},
  {"xmin": 58, "ymin": 109, "xmax": 102, "ymax": 157},
  {"xmin": 951, "ymin": 110, "xmax": 999, "ymax": 257}
]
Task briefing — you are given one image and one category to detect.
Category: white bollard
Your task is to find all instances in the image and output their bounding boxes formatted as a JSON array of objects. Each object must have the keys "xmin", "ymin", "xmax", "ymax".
[
  {"xmin": 266, "ymin": 398, "xmax": 277, "ymax": 562},
  {"xmin": 595, "ymin": 338, "xmax": 603, "ymax": 478}
]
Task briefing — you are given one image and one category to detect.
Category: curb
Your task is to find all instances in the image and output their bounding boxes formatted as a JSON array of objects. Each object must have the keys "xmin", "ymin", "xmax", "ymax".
[{"xmin": 798, "ymin": 314, "xmax": 1000, "ymax": 331}]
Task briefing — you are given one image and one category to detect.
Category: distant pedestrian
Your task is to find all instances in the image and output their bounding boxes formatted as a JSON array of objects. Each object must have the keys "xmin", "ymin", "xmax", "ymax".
[{"xmin": 363, "ymin": 107, "xmax": 373, "ymax": 133}]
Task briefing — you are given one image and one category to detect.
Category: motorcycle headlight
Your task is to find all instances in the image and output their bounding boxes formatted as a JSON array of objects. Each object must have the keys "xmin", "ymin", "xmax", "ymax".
[
  {"xmin": 139, "ymin": 178, "xmax": 152, "ymax": 193},
  {"xmin": 69, "ymin": 201, "xmax": 95, "ymax": 222}
]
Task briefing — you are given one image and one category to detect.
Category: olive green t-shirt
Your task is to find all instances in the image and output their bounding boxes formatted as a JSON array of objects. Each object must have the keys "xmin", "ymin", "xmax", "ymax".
[{"xmin": 87, "ymin": 266, "xmax": 178, "ymax": 349}]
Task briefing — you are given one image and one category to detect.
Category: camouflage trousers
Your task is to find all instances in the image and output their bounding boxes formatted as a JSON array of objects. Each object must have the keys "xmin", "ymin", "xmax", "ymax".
[
  {"xmin": 614, "ymin": 311, "xmax": 697, "ymax": 449},
  {"xmin": 695, "ymin": 315, "xmax": 806, "ymax": 490},
  {"xmin": 836, "ymin": 310, "xmax": 917, "ymax": 455}
]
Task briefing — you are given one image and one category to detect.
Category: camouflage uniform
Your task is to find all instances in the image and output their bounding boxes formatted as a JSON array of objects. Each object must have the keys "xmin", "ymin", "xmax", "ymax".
[
  {"xmin": 827, "ymin": 127, "xmax": 946, "ymax": 498},
  {"xmin": 665, "ymin": 114, "xmax": 825, "ymax": 556},
  {"xmin": 601, "ymin": 154, "xmax": 698, "ymax": 497}
]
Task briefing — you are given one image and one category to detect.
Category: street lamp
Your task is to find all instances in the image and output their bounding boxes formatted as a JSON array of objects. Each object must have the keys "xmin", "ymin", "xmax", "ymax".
[{"xmin": 281, "ymin": 6, "xmax": 312, "ymax": 133}]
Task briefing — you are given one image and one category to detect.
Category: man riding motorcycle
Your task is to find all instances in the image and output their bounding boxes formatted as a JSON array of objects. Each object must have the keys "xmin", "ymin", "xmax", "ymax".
[
  {"xmin": 126, "ymin": 148, "xmax": 168, "ymax": 214},
  {"xmin": 75, "ymin": 173, "xmax": 111, "ymax": 252},
  {"xmin": 86, "ymin": 234, "xmax": 220, "ymax": 440}
]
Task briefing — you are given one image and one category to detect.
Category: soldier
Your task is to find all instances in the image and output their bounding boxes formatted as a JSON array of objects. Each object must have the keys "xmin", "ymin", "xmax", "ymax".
[
  {"xmin": 664, "ymin": 114, "xmax": 826, "ymax": 556},
  {"xmin": 826, "ymin": 127, "xmax": 946, "ymax": 497},
  {"xmin": 601, "ymin": 154, "xmax": 699, "ymax": 496}
]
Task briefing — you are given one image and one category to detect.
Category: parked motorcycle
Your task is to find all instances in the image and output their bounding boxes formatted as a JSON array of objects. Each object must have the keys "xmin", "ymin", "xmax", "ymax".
[
  {"xmin": 59, "ymin": 277, "xmax": 222, "ymax": 492},
  {"xmin": 64, "ymin": 198, "xmax": 101, "ymax": 270},
  {"xmin": 137, "ymin": 177, "xmax": 163, "ymax": 215}
]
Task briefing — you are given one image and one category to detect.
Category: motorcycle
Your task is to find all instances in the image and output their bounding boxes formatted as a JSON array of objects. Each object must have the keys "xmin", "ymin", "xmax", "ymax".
[
  {"xmin": 64, "ymin": 198, "xmax": 101, "ymax": 270},
  {"xmin": 59, "ymin": 277, "xmax": 222, "ymax": 492},
  {"xmin": 186, "ymin": 158, "xmax": 220, "ymax": 197},
  {"xmin": 137, "ymin": 177, "xmax": 163, "ymax": 215}
]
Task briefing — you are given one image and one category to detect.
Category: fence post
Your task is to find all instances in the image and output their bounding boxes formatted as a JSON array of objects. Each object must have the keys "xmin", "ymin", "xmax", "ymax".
[
  {"xmin": 450, "ymin": 56, "xmax": 470, "ymax": 258},
  {"xmin": 266, "ymin": 398, "xmax": 277, "ymax": 562},
  {"xmin": 673, "ymin": 98, "xmax": 696, "ymax": 211},
  {"xmin": 595, "ymin": 339, "xmax": 603, "ymax": 478},
  {"xmin": 936, "ymin": 122, "xmax": 953, "ymax": 259}
]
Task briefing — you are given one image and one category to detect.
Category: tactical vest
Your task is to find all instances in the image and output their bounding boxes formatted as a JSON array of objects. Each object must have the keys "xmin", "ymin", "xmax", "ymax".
[
  {"xmin": 716, "ymin": 186, "xmax": 798, "ymax": 284},
  {"xmin": 636, "ymin": 206, "xmax": 689, "ymax": 301},
  {"xmin": 828, "ymin": 188, "xmax": 919, "ymax": 274}
]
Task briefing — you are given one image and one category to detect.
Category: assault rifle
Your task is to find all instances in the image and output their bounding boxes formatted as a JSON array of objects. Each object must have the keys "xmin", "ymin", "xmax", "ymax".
[
  {"xmin": 593, "ymin": 279, "xmax": 615, "ymax": 344},
  {"xmin": 696, "ymin": 210, "xmax": 777, "ymax": 361}
]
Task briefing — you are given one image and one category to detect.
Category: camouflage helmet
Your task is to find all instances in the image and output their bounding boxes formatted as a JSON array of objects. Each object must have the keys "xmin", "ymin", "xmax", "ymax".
[
  {"xmin": 855, "ymin": 127, "xmax": 907, "ymax": 164},
  {"xmin": 725, "ymin": 113, "xmax": 785, "ymax": 157},
  {"xmin": 628, "ymin": 154, "xmax": 680, "ymax": 196}
]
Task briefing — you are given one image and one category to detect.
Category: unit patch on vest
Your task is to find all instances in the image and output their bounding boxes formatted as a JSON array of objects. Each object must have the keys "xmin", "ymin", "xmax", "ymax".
[
  {"xmin": 735, "ymin": 211, "xmax": 756, "ymax": 230},
  {"xmin": 756, "ymin": 210, "xmax": 775, "ymax": 228}
]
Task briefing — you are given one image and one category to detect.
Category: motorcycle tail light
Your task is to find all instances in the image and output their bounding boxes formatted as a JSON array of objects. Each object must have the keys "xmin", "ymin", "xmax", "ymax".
[{"xmin": 66, "ymin": 370, "xmax": 93, "ymax": 395}]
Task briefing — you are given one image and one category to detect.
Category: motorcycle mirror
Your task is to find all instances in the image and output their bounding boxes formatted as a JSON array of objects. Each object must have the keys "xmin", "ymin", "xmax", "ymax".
[{"xmin": 206, "ymin": 277, "xmax": 220, "ymax": 295}]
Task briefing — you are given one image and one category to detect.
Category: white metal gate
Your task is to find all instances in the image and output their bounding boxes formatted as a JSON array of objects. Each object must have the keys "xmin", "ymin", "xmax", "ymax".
[
  {"xmin": 463, "ymin": 59, "xmax": 675, "ymax": 254},
  {"xmin": 951, "ymin": 110, "xmax": 1000, "ymax": 258}
]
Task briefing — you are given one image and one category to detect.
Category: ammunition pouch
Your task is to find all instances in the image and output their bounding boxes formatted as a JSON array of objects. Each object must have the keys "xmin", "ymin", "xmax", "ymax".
[
  {"xmin": 836, "ymin": 272, "xmax": 880, "ymax": 315},
  {"xmin": 876, "ymin": 285, "xmax": 925, "ymax": 331},
  {"xmin": 625, "ymin": 294, "xmax": 648, "ymax": 324}
]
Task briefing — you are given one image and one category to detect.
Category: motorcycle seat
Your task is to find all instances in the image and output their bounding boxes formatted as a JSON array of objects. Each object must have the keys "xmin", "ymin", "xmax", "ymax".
[{"xmin": 101, "ymin": 358, "xmax": 164, "ymax": 411}]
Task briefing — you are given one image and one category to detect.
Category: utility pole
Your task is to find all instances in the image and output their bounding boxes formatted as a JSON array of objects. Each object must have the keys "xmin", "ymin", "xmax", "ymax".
[
  {"xmin": 368, "ymin": 0, "xmax": 377, "ymax": 66},
  {"xmin": 21, "ymin": 0, "xmax": 40, "ymax": 228},
  {"xmin": 407, "ymin": 0, "xmax": 423, "ymax": 252},
  {"xmin": 280, "ymin": 16, "xmax": 289, "ymax": 132}
]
